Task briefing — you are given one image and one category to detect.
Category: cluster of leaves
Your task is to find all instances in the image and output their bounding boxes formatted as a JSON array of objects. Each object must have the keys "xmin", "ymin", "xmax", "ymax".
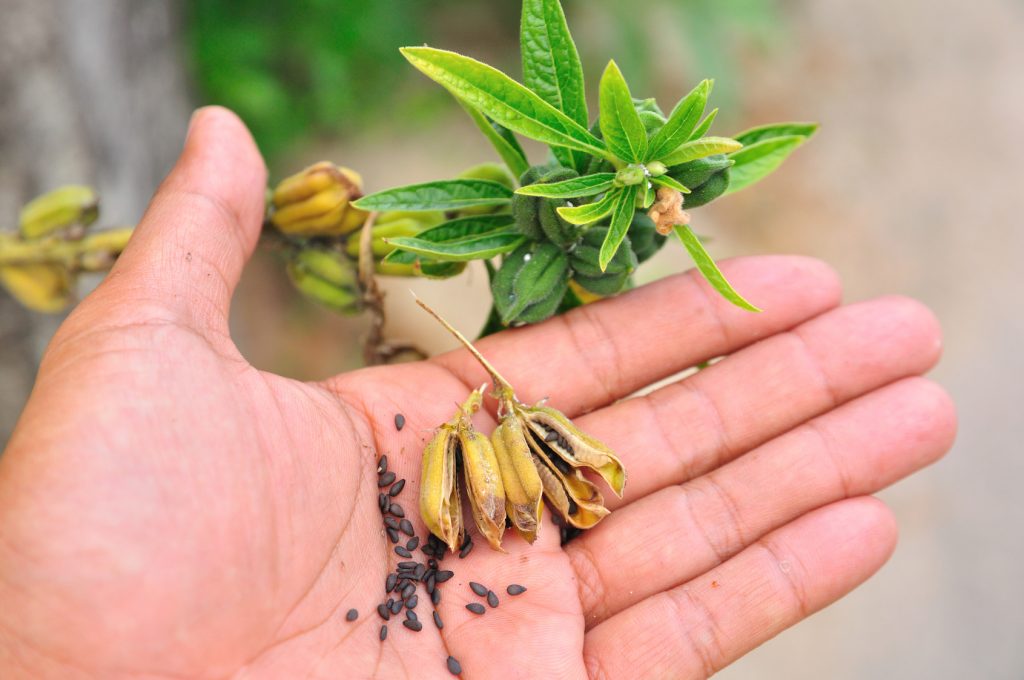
[{"xmin": 354, "ymin": 0, "xmax": 816, "ymax": 328}]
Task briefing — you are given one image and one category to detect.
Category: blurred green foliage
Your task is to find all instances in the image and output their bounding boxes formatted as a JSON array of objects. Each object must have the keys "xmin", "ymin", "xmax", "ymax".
[{"xmin": 186, "ymin": 0, "xmax": 782, "ymax": 162}]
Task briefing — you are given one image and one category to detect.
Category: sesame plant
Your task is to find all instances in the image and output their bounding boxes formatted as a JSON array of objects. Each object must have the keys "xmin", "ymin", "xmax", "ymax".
[{"xmin": 2, "ymin": 0, "xmax": 814, "ymax": 351}]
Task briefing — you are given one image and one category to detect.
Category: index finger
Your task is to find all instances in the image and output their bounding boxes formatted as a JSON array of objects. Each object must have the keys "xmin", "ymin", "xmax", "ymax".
[{"xmin": 432, "ymin": 255, "xmax": 841, "ymax": 416}]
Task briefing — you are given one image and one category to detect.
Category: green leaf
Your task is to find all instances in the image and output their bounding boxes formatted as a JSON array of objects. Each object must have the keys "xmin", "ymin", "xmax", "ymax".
[
  {"xmin": 735, "ymin": 122, "xmax": 818, "ymax": 145},
  {"xmin": 493, "ymin": 242, "xmax": 570, "ymax": 324},
  {"xmin": 556, "ymin": 189, "xmax": 620, "ymax": 225},
  {"xmin": 673, "ymin": 224, "xmax": 760, "ymax": 312},
  {"xmin": 688, "ymin": 108, "xmax": 719, "ymax": 141},
  {"xmin": 385, "ymin": 215, "xmax": 516, "ymax": 264},
  {"xmin": 354, "ymin": 179, "xmax": 512, "ymax": 212},
  {"xmin": 598, "ymin": 184, "xmax": 640, "ymax": 271},
  {"xmin": 724, "ymin": 135, "xmax": 806, "ymax": 195},
  {"xmin": 661, "ymin": 136, "xmax": 742, "ymax": 167},
  {"xmin": 645, "ymin": 79, "xmax": 711, "ymax": 162},
  {"xmin": 401, "ymin": 47, "xmax": 606, "ymax": 158},
  {"xmin": 521, "ymin": 0, "xmax": 589, "ymax": 172},
  {"xmin": 516, "ymin": 173, "xmax": 616, "ymax": 198},
  {"xmin": 599, "ymin": 61, "xmax": 648, "ymax": 163},
  {"xmin": 459, "ymin": 101, "xmax": 531, "ymax": 179},
  {"xmin": 651, "ymin": 175, "xmax": 691, "ymax": 194}
]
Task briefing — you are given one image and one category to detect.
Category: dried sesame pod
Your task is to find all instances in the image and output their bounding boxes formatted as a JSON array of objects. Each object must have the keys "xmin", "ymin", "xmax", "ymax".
[
  {"xmin": 460, "ymin": 427, "xmax": 507, "ymax": 551},
  {"xmin": 491, "ymin": 415, "xmax": 543, "ymax": 543},
  {"xmin": 519, "ymin": 404, "xmax": 627, "ymax": 497},
  {"xmin": 19, "ymin": 185, "xmax": 99, "ymax": 240},
  {"xmin": 420, "ymin": 423, "xmax": 463, "ymax": 553},
  {"xmin": 530, "ymin": 449, "xmax": 609, "ymax": 529},
  {"xmin": 0, "ymin": 264, "xmax": 73, "ymax": 312}
]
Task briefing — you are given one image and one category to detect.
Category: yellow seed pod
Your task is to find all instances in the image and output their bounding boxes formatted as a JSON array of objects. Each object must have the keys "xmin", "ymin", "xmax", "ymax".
[
  {"xmin": 420, "ymin": 423, "xmax": 463, "ymax": 553},
  {"xmin": 0, "ymin": 264, "xmax": 73, "ymax": 313},
  {"xmin": 492, "ymin": 415, "xmax": 543, "ymax": 543},
  {"xmin": 270, "ymin": 162, "xmax": 367, "ymax": 236},
  {"xmin": 569, "ymin": 279, "xmax": 605, "ymax": 305},
  {"xmin": 460, "ymin": 427, "xmax": 507, "ymax": 551},
  {"xmin": 19, "ymin": 185, "xmax": 99, "ymax": 240}
]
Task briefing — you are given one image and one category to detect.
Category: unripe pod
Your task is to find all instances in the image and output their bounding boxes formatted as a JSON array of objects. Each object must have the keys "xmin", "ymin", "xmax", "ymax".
[
  {"xmin": 286, "ymin": 247, "xmax": 362, "ymax": 314},
  {"xmin": 0, "ymin": 264, "xmax": 72, "ymax": 312},
  {"xmin": 569, "ymin": 226, "xmax": 637, "ymax": 296},
  {"xmin": 627, "ymin": 213, "xmax": 667, "ymax": 264},
  {"xmin": 683, "ymin": 166, "xmax": 732, "ymax": 209},
  {"xmin": 491, "ymin": 242, "xmax": 569, "ymax": 325},
  {"xmin": 456, "ymin": 163, "xmax": 516, "ymax": 217},
  {"xmin": 513, "ymin": 167, "xmax": 580, "ymax": 247}
]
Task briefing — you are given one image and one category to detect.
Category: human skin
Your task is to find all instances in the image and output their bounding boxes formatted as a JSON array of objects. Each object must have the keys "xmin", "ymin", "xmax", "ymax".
[{"xmin": 0, "ymin": 108, "xmax": 956, "ymax": 679}]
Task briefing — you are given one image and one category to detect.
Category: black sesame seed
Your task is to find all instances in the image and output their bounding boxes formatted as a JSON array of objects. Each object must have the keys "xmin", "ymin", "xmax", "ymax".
[
  {"xmin": 544, "ymin": 430, "xmax": 559, "ymax": 442},
  {"xmin": 426, "ymin": 574, "xmax": 436, "ymax": 593},
  {"xmin": 466, "ymin": 603, "xmax": 486, "ymax": 615},
  {"xmin": 414, "ymin": 564, "xmax": 427, "ymax": 581},
  {"xmin": 406, "ymin": 536, "xmax": 419, "ymax": 550},
  {"xmin": 386, "ymin": 573, "xmax": 398, "ymax": 592},
  {"xmin": 395, "ymin": 546, "xmax": 412, "ymax": 558},
  {"xmin": 428, "ymin": 558, "xmax": 438, "ymax": 569},
  {"xmin": 402, "ymin": 619, "xmax": 423, "ymax": 632},
  {"xmin": 390, "ymin": 599, "xmax": 403, "ymax": 615},
  {"xmin": 387, "ymin": 528, "xmax": 400, "ymax": 543},
  {"xmin": 447, "ymin": 656, "xmax": 461, "ymax": 675},
  {"xmin": 405, "ymin": 609, "xmax": 418, "ymax": 622},
  {"xmin": 377, "ymin": 604, "xmax": 390, "ymax": 620},
  {"xmin": 398, "ymin": 561, "xmax": 417, "ymax": 569},
  {"xmin": 567, "ymin": 498, "xmax": 579, "ymax": 515},
  {"xmin": 402, "ymin": 583, "xmax": 416, "ymax": 599},
  {"xmin": 399, "ymin": 519, "xmax": 414, "ymax": 537},
  {"xmin": 487, "ymin": 590, "xmax": 499, "ymax": 608},
  {"xmin": 432, "ymin": 609, "xmax": 444, "ymax": 629},
  {"xmin": 459, "ymin": 542, "xmax": 474, "ymax": 559},
  {"xmin": 389, "ymin": 504, "xmax": 405, "ymax": 518},
  {"xmin": 506, "ymin": 584, "xmax": 527, "ymax": 596},
  {"xmin": 377, "ymin": 455, "xmax": 388, "ymax": 474},
  {"xmin": 431, "ymin": 588, "xmax": 441, "ymax": 605},
  {"xmin": 469, "ymin": 582, "xmax": 488, "ymax": 597},
  {"xmin": 378, "ymin": 471, "xmax": 396, "ymax": 486},
  {"xmin": 395, "ymin": 413, "xmax": 406, "ymax": 431},
  {"xmin": 346, "ymin": 608, "xmax": 358, "ymax": 621},
  {"xmin": 405, "ymin": 594, "xmax": 418, "ymax": 609},
  {"xmin": 378, "ymin": 493, "xmax": 389, "ymax": 511},
  {"xmin": 384, "ymin": 516, "xmax": 400, "ymax": 530},
  {"xmin": 389, "ymin": 479, "xmax": 406, "ymax": 496},
  {"xmin": 380, "ymin": 624, "xmax": 388, "ymax": 641},
  {"xmin": 435, "ymin": 570, "xmax": 454, "ymax": 583}
]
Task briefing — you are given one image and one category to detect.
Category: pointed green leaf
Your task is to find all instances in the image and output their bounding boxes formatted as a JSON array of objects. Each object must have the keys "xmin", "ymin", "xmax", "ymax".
[
  {"xmin": 354, "ymin": 179, "xmax": 512, "ymax": 212},
  {"xmin": 401, "ymin": 47, "xmax": 606, "ymax": 158},
  {"xmin": 651, "ymin": 175, "xmax": 691, "ymax": 194},
  {"xmin": 521, "ymin": 0, "xmax": 589, "ymax": 172},
  {"xmin": 385, "ymin": 215, "xmax": 518, "ymax": 264},
  {"xmin": 724, "ymin": 135, "xmax": 806, "ymax": 195},
  {"xmin": 516, "ymin": 173, "xmax": 616, "ymax": 198},
  {"xmin": 688, "ymin": 108, "xmax": 719, "ymax": 141},
  {"xmin": 735, "ymin": 122, "xmax": 818, "ymax": 145},
  {"xmin": 662, "ymin": 136, "xmax": 742, "ymax": 167},
  {"xmin": 556, "ymin": 189, "xmax": 619, "ymax": 225},
  {"xmin": 673, "ymin": 224, "xmax": 760, "ymax": 312},
  {"xmin": 459, "ymin": 101, "xmax": 531, "ymax": 179},
  {"xmin": 599, "ymin": 61, "xmax": 648, "ymax": 163},
  {"xmin": 645, "ymin": 79, "xmax": 711, "ymax": 162},
  {"xmin": 598, "ymin": 184, "xmax": 640, "ymax": 271}
]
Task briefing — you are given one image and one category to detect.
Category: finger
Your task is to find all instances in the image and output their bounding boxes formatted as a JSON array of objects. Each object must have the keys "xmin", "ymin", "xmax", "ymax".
[
  {"xmin": 91, "ymin": 106, "xmax": 267, "ymax": 334},
  {"xmin": 566, "ymin": 377, "xmax": 955, "ymax": 626},
  {"xmin": 432, "ymin": 255, "xmax": 841, "ymax": 415},
  {"xmin": 583, "ymin": 295, "xmax": 943, "ymax": 510},
  {"xmin": 582, "ymin": 497, "xmax": 897, "ymax": 680}
]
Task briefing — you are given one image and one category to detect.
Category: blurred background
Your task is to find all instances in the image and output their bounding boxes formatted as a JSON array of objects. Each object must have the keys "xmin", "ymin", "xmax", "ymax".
[{"xmin": 1, "ymin": 0, "xmax": 1020, "ymax": 677}]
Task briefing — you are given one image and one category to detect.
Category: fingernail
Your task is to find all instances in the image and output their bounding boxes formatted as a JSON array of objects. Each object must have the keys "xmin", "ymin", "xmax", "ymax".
[{"xmin": 185, "ymin": 107, "xmax": 206, "ymax": 145}]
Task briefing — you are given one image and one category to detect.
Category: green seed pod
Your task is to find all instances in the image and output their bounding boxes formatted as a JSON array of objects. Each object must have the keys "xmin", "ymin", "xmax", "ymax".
[
  {"xmin": 514, "ymin": 167, "xmax": 580, "ymax": 247},
  {"xmin": 492, "ymin": 242, "xmax": 570, "ymax": 325},
  {"xmin": 456, "ymin": 163, "xmax": 517, "ymax": 216},
  {"xmin": 287, "ymin": 247, "xmax": 362, "ymax": 314},
  {"xmin": 684, "ymin": 166, "xmax": 732, "ymax": 209},
  {"xmin": 628, "ymin": 213, "xmax": 667, "ymax": 264},
  {"xmin": 569, "ymin": 226, "xmax": 637, "ymax": 296},
  {"xmin": 667, "ymin": 154, "xmax": 734, "ymax": 192}
]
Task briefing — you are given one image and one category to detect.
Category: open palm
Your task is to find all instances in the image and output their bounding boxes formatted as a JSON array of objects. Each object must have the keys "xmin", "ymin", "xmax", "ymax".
[{"xmin": 0, "ymin": 109, "xmax": 955, "ymax": 679}]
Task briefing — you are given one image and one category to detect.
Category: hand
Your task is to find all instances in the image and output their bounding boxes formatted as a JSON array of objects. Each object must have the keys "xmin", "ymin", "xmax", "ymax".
[{"xmin": 0, "ymin": 108, "xmax": 955, "ymax": 679}]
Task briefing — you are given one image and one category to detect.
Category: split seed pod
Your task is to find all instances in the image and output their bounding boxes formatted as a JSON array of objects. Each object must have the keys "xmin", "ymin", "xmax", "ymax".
[{"xmin": 491, "ymin": 414, "xmax": 543, "ymax": 543}]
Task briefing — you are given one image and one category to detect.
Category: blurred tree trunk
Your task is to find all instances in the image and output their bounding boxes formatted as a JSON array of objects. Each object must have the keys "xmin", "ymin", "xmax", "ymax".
[{"xmin": 0, "ymin": 0, "xmax": 193, "ymax": 444}]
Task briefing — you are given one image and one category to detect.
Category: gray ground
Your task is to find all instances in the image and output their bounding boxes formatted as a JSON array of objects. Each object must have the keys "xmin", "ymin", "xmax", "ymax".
[{"xmin": 2, "ymin": 0, "xmax": 1022, "ymax": 677}]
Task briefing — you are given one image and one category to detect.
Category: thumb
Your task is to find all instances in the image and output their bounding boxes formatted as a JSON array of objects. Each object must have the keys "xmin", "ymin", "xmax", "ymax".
[{"xmin": 89, "ymin": 106, "xmax": 268, "ymax": 336}]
